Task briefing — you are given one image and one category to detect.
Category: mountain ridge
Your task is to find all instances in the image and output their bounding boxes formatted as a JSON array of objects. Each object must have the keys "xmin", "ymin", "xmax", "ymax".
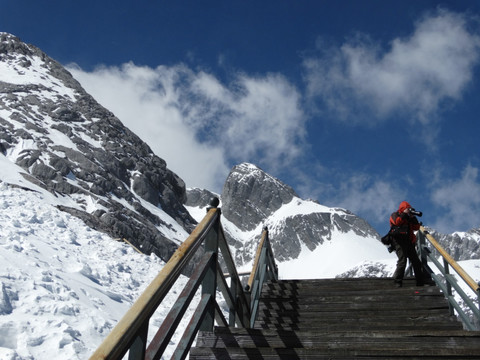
[{"xmin": 1, "ymin": 31, "xmax": 478, "ymax": 270}]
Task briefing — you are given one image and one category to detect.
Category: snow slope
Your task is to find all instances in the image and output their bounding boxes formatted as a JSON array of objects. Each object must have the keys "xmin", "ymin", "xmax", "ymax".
[{"xmin": 0, "ymin": 180, "xmax": 196, "ymax": 360}]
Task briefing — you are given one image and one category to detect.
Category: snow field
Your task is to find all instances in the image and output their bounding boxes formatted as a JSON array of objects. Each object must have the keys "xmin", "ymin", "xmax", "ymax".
[{"xmin": 0, "ymin": 183, "xmax": 193, "ymax": 359}]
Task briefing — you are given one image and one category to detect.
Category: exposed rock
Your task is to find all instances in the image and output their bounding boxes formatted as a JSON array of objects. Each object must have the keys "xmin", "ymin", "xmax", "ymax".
[
  {"xmin": 186, "ymin": 188, "xmax": 219, "ymax": 208},
  {"xmin": 222, "ymin": 163, "xmax": 297, "ymax": 231},
  {"xmin": 427, "ymin": 227, "xmax": 480, "ymax": 261}
]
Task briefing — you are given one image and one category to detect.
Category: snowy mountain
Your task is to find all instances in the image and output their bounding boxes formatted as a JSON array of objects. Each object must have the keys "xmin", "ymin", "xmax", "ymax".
[
  {"xmin": 214, "ymin": 163, "xmax": 392, "ymax": 278},
  {"xmin": 0, "ymin": 32, "xmax": 195, "ymax": 263},
  {"xmin": 1, "ymin": 33, "xmax": 479, "ymax": 359}
]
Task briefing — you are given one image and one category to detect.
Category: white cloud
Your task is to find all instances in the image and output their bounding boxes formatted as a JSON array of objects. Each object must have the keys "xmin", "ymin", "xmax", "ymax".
[
  {"xmin": 431, "ymin": 165, "xmax": 480, "ymax": 232},
  {"xmin": 332, "ymin": 175, "xmax": 406, "ymax": 228},
  {"xmin": 68, "ymin": 63, "xmax": 306, "ymax": 192},
  {"xmin": 304, "ymin": 8, "xmax": 480, "ymax": 125},
  {"xmin": 188, "ymin": 71, "xmax": 306, "ymax": 168}
]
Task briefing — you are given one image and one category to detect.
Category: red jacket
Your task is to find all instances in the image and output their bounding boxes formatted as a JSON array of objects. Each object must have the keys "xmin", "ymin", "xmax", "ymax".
[{"xmin": 390, "ymin": 201, "xmax": 420, "ymax": 243}]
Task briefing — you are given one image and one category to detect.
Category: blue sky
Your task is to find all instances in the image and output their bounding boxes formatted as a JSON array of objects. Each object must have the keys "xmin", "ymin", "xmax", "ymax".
[{"xmin": 2, "ymin": 1, "xmax": 480, "ymax": 234}]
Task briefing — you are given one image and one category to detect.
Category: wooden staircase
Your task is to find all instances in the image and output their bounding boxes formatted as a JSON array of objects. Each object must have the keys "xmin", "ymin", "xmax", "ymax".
[{"xmin": 190, "ymin": 277, "xmax": 480, "ymax": 359}]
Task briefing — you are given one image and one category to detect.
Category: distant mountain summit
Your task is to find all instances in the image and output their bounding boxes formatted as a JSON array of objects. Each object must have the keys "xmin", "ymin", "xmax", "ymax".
[
  {"xmin": 187, "ymin": 163, "xmax": 381, "ymax": 266},
  {"xmin": 0, "ymin": 33, "xmax": 195, "ymax": 261},
  {"xmin": 222, "ymin": 163, "xmax": 298, "ymax": 231}
]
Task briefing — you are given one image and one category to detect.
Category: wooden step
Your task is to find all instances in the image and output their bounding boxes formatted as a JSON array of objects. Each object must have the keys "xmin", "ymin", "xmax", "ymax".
[
  {"xmin": 255, "ymin": 306, "xmax": 458, "ymax": 323},
  {"xmin": 255, "ymin": 321, "xmax": 463, "ymax": 332},
  {"xmin": 192, "ymin": 330, "xmax": 480, "ymax": 358},
  {"xmin": 260, "ymin": 284, "xmax": 444, "ymax": 298},
  {"xmin": 257, "ymin": 297, "xmax": 449, "ymax": 311},
  {"xmin": 261, "ymin": 279, "xmax": 441, "ymax": 295},
  {"xmin": 190, "ymin": 338, "xmax": 480, "ymax": 359},
  {"xmin": 255, "ymin": 314, "xmax": 457, "ymax": 327},
  {"xmin": 256, "ymin": 305, "xmax": 451, "ymax": 316},
  {"xmin": 197, "ymin": 326, "xmax": 480, "ymax": 346},
  {"xmin": 195, "ymin": 327, "xmax": 480, "ymax": 350}
]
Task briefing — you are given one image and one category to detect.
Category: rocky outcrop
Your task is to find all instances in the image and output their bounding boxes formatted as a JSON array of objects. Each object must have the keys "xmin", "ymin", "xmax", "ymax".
[
  {"xmin": 222, "ymin": 163, "xmax": 297, "ymax": 231},
  {"xmin": 428, "ymin": 228, "xmax": 480, "ymax": 261},
  {"xmin": 186, "ymin": 188, "xmax": 219, "ymax": 209}
]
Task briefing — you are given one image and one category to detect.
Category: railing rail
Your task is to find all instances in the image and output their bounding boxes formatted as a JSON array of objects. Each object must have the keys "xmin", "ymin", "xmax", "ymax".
[
  {"xmin": 246, "ymin": 226, "xmax": 278, "ymax": 328},
  {"xmin": 417, "ymin": 226, "xmax": 480, "ymax": 330},
  {"xmin": 90, "ymin": 198, "xmax": 277, "ymax": 359}
]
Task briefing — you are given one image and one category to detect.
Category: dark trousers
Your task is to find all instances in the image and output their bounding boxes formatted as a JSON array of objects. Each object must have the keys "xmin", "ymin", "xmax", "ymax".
[{"xmin": 392, "ymin": 237, "xmax": 424, "ymax": 285}]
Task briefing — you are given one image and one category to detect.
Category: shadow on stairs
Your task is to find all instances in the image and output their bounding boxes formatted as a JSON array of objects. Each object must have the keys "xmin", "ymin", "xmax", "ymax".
[{"xmin": 190, "ymin": 277, "xmax": 480, "ymax": 359}]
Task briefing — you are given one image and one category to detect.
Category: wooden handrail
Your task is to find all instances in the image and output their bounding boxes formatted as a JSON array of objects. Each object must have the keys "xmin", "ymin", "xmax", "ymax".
[
  {"xmin": 420, "ymin": 226, "xmax": 479, "ymax": 293},
  {"xmin": 247, "ymin": 227, "xmax": 268, "ymax": 291},
  {"xmin": 90, "ymin": 208, "xmax": 219, "ymax": 360},
  {"xmin": 245, "ymin": 227, "xmax": 278, "ymax": 328}
]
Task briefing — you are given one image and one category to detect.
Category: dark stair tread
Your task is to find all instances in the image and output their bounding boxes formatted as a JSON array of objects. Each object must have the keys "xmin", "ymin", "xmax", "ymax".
[
  {"xmin": 190, "ymin": 344, "xmax": 480, "ymax": 358},
  {"xmin": 208, "ymin": 326, "xmax": 479, "ymax": 338},
  {"xmin": 255, "ymin": 318, "xmax": 462, "ymax": 328},
  {"xmin": 255, "ymin": 323, "xmax": 464, "ymax": 331},
  {"xmin": 195, "ymin": 334, "xmax": 480, "ymax": 350},
  {"xmin": 196, "ymin": 327, "xmax": 480, "ymax": 349},
  {"xmin": 256, "ymin": 307, "xmax": 453, "ymax": 317},
  {"xmin": 260, "ymin": 290, "xmax": 444, "ymax": 300},
  {"xmin": 257, "ymin": 301, "xmax": 450, "ymax": 311}
]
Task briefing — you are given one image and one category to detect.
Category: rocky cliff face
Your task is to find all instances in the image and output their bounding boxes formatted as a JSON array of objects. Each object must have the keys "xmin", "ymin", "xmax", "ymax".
[
  {"xmin": 429, "ymin": 228, "xmax": 480, "ymax": 261},
  {"xmin": 222, "ymin": 163, "xmax": 297, "ymax": 231},
  {"xmin": 0, "ymin": 33, "xmax": 196, "ymax": 262}
]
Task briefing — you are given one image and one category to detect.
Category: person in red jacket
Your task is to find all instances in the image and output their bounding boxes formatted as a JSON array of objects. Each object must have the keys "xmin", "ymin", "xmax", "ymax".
[{"xmin": 389, "ymin": 201, "xmax": 425, "ymax": 287}]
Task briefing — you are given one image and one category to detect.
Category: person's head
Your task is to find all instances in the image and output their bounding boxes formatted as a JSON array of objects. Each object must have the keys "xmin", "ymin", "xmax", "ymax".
[{"xmin": 398, "ymin": 201, "xmax": 412, "ymax": 213}]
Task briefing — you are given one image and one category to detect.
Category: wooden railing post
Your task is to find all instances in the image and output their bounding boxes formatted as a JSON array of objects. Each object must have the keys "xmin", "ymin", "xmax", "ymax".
[
  {"xmin": 417, "ymin": 230, "xmax": 427, "ymax": 268},
  {"xmin": 229, "ymin": 276, "xmax": 238, "ymax": 326},
  {"xmin": 200, "ymin": 198, "xmax": 220, "ymax": 332},
  {"xmin": 443, "ymin": 258, "xmax": 455, "ymax": 315},
  {"xmin": 128, "ymin": 322, "xmax": 148, "ymax": 360}
]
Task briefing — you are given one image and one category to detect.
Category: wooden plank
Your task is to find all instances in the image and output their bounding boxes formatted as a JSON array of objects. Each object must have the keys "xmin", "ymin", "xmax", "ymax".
[
  {"xmin": 190, "ymin": 339, "xmax": 480, "ymax": 358},
  {"xmin": 210, "ymin": 326, "xmax": 478, "ymax": 338},
  {"xmin": 196, "ymin": 332, "xmax": 480, "ymax": 350}
]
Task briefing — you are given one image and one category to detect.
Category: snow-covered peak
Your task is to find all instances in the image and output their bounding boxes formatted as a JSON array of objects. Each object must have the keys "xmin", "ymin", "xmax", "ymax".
[
  {"xmin": 230, "ymin": 162, "xmax": 297, "ymax": 196},
  {"xmin": 0, "ymin": 33, "xmax": 76, "ymax": 99}
]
